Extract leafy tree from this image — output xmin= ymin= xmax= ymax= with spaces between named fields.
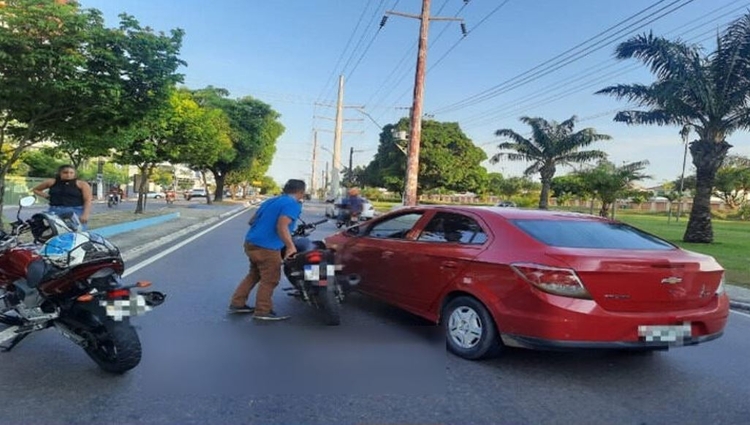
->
xmin=714 ymin=166 xmax=750 ymax=208
xmin=484 ymin=172 xmax=505 ymax=197
xmin=551 ymin=174 xmax=589 ymax=199
xmin=596 ymin=13 xmax=750 ymax=242
xmin=576 ymin=160 xmax=651 ymax=218
xmin=491 ymin=115 xmax=610 ymax=210
xmin=115 ymin=88 xmax=208 ymax=212
xmin=258 ymin=175 xmax=279 ymax=195
xmin=168 ymin=88 xmax=233 ymax=204
xmin=191 ymin=87 xmax=283 ymax=202
xmin=77 ymin=161 xmax=127 ymax=184
xmin=364 ymin=118 xmax=488 ymax=195
xmin=0 ymin=0 xmax=184 ymax=224
xmin=342 ymin=165 xmax=367 ymax=188
xmin=21 ymin=149 xmax=69 ymax=178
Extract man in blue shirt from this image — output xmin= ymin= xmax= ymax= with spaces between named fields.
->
xmin=229 ymin=179 xmax=306 ymax=320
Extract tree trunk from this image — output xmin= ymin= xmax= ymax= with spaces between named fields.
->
xmin=0 ymin=172 xmax=6 ymax=230
xmin=135 ymin=165 xmax=152 ymax=214
xmin=538 ymin=165 xmax=556 ymax=210
xmin=599 ymin=201 xmax=611 ymax=218
xmin=201 ymin=171 xmax=212 ymax=205
xmin=683 ymin=140 xmax=731 ymax=243
xmin=214 ymin=172 xmax=226 ymax=202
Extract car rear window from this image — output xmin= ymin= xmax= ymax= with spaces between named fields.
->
xmin=509 ymin=219 xmax=676 ymax=250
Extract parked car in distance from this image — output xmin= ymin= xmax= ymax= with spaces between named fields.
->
xmin=325 ymin=205 xmax=729 ymax=361
xmin=496 ymin=200 xmax=517 ymax=207
xmin=145 ymin=191 xmax=164 ymax=199
xmin=325 ymin=197 xmax=375 ymax=220
xmin=186 ymin=188 xmax=207 ymax=201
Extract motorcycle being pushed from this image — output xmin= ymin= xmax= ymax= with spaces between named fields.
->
xmin=281 ymin=218 xmax=351 ymax=326
xmin=0 ymin=196 xmax=166 ymax=374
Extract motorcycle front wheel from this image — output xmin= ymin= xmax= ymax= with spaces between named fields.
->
xmin=83 ymin=318 xmax=142 ymax=374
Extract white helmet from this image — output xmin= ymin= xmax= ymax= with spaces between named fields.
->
xmin=40 ymin=232 xmax=120 ymax=268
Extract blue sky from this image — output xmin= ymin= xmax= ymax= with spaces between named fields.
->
xmin=79 ymin=0 xmax=750 ymax=189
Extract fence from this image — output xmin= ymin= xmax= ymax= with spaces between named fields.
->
xmin=3 ymin=176 xmax=48 ymax=206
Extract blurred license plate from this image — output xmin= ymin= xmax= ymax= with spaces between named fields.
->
xmin=638 ymin=323 xmax=692 ymax=342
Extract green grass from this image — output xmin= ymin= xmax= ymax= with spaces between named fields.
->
xmin=613 ymin=213 xmax=750 ymax=288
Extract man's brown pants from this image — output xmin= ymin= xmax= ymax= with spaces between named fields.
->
xmin=230 ymin=242 xmax=282 ymax=315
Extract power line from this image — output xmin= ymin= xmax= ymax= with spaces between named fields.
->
xmin=315 ymin=0 xmax=375 ymax=103
xmin=363 ymin=0 xmax=455 ymax=110
xmin=430 ymin=0 xmax=690 ymax=115
xmin=386 ymin=0 xmax=511 ymax=108
xmin=339 ymin=0 xmax=388 ymax=81
xmin=459 ymin=1 xmax=748 ymax=129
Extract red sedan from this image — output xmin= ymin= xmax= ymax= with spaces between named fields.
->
xmin=324 ymin=205 xmax=729 ymax=360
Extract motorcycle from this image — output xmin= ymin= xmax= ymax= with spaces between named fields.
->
xmin=281 ymin=218 xmax=349 ymax=326
xmin=335 ymin=205 xmax=359 ymax=229
xmin=107 ymin=193 xmax=119 ymax=208
xmin=165 ymin=190 xmax=176 ymax=205
xmin=0 ymin=196 xmax=166 ymax=374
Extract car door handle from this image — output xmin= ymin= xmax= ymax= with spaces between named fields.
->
xmin=441 ymin=261 xmax=457 ymax=269
xmin=382 ymin=251 xmax=394 ymax=259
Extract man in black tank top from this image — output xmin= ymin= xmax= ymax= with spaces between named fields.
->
xmin=32 ymin=165 xmax=93 ymax=230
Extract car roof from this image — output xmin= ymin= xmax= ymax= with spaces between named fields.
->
xmin=392 ymin=205 xmax=608 ymax=222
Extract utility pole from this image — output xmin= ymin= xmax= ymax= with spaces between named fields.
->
xmin=311 ymin=131 xmax=318 ymax=197
xmin=331 ymin=75 xmax=345 ymax=201
xmin=385 ymin=1 xmax=465 ymax=206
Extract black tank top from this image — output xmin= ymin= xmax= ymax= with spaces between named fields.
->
xmin=48 ymin=178 xmax=84 ymax=207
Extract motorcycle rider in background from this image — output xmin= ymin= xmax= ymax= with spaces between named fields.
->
xmin=338 ymin=187 xmax=364 ymax=226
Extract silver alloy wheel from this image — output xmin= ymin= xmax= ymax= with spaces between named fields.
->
xmin=448 ymin=306 xmax=483 ymax=349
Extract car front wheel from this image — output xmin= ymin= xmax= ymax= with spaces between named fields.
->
xmin=442 ymin=296 xmax=502 ymax=360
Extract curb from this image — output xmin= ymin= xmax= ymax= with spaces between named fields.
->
xmin=120 ymin=203 xmax=253 ymax=263
xmin=730 ymin=301 xmax=750 ymax=313
xmin=92 ymin=212 xmax=181 ymax=238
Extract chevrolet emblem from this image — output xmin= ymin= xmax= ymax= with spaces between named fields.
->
xmin=661 ymin=276 xmax=683 ymax=285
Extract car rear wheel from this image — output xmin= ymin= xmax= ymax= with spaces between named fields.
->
xmin=442 ymin=296 xmax=502 ymax=360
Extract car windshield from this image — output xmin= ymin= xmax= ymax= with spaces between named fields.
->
xmin=510 ymin=219 xmax=676 ymax=250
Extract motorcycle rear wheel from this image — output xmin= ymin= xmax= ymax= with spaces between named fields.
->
xmin=318 ymin=286 xmax=341 ymax=326
xmin=83 ymin=318 xmax=142 ymax=374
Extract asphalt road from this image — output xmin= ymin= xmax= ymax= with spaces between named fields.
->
xmin=1 ymin=203 xmax=749 ymax=425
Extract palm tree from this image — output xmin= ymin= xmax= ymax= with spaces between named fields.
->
xmin=490 ymin=115 xmax=611 ymax=209
xmin=596 ymin=13 xmax=750 ymax=243
xmin=577 ymin=160 xmax=651 ymax=219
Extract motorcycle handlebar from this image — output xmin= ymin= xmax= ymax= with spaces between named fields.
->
xmin=311 ymin=219 xmax=328 ymax=226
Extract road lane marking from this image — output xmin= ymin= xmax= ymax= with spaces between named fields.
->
xmin=730 ymin=310 xmax=750 ymax=320
xmin=122 ymin=207 xmax=248 ymax=278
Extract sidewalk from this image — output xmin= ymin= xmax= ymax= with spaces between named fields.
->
xmin=94 ymin=200 xmax=750 ymax=313
xmin=100 ymin=201 xmax=253 ymax=263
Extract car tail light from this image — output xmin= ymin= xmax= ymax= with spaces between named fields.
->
xmin=510 ymin=263 xmax=592 ymax=299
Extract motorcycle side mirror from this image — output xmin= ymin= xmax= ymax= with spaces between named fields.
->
xmin=19 ymin=196 xmax=36 ymax=208
xmin=17 ymin=196 xmax=36 ymax=221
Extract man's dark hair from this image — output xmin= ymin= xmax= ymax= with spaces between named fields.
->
xmin=283 ymin=179 xmax=306 ymax=194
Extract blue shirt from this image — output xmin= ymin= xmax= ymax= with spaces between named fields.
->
xmin=245 ymin=195 xmax=302 ymax=250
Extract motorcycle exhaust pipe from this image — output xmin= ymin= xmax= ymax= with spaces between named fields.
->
xmin=346 ymin=275 xmax=361 ymax=287
xmin=138 ymin=291 xmax=167 ymax=307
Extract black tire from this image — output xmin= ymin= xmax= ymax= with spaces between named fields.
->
xmin=83 ymin=318 xmax=142 ymax=374
xmin=442 ymin=296 xmax=502 ymax=360
xmin=318 ymin=286 xmax=341 ymax=326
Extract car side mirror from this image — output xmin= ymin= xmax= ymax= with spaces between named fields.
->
xmin=346 ymin=225 xmax=362 ymax=236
